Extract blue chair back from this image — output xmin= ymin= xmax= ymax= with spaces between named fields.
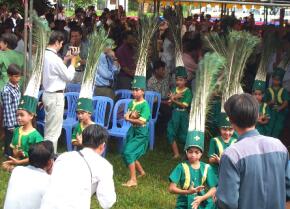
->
xmin=92 ymin=96 xmax=114 ymax=129
xmin=66 ymin=83 xmax=81 ymax=92
xmin=145 ymin=91 xmax=161 ymax=122
xmin=36 ymin=90 xmax=45 ymax=122
xmin=111 ymin=99 xmax=131 ymax=129
xmin=115 ymin=89 xmax=132 ymax=99
xmin=64 ymin=92 xmax=79 ymax=120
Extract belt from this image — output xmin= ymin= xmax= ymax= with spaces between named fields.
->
xmin=49 ymin=90 xmax=64 ymax=93
xmin=132 ymin=124 xmax=147 ymax=127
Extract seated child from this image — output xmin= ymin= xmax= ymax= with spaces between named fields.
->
xmin=208 ymin=112 xmax=236 ymax=177
xmin=72 ymin=98 xmax=95 ymax=148
xmin=264 ymin=68 xmax=289 ymax=138
xmin=252 ymin=80 xmax=271 ymax=136
xmin=167 ymin=67 xmax=192 ymax=158
xmin=2 ymin=95 xmax=43 ymax=172
xmin=169 ymin=135 xmax=217 ymax=209
xmin=122 ymin=77 xmax=151 ymax=187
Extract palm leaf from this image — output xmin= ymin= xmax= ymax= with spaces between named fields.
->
xmin=188 ymin=52 xmax=225 ymax=132
xmin=24 ymin=11 xmax=51 ymax=98
xmin=135 ymin=14 xmax=159 ymax=77
xmin=79 ymin=27 xmax=114 ymax=98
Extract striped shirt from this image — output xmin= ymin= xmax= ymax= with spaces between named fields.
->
xmin=1 ymin=82 xmax=20 ymax=128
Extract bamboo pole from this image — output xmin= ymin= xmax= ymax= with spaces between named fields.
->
xmin=23 ymin=0 xmax=28 ymax=93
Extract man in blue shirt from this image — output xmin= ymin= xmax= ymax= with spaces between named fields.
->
xmin=216 ymin=93 xmax=290 ymax=209
xmin=94 ymin=48 xmax=120 ymax=100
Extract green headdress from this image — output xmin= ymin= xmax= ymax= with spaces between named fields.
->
xmin=185 ymin=53 xmax=225 ymax=152
xmin=175 ymin=66 xmax=187 ymax=78
xmin=218 ymin=112 xmax=231 ymax=128
xmin=272 ymin=67 xmax=285 ymax=82
xmin=132 ymin=14 xmax=159 ymax=90
xmin=18 ymin=11 xmax=51 ymax=114
xmin=253 ymin=32 xmax=277 ymax=92
xmin=78 ymin=28 xmax=114 ymax=113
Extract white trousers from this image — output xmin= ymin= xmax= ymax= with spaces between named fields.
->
xmin=42 ymin=92 xmax=64 ymax=153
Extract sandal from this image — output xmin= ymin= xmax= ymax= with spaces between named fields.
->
xmin=122 ymin=180 xmax=137 ymax=187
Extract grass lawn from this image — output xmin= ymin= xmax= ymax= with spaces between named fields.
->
xmin=0 ymin=130 xmax=181 ymax=209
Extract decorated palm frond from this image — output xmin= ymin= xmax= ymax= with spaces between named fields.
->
xmin=79 ymin=28 xmax=114 ymax=98
xmin=167 ymin=3 xmax=184 ymax=67
xmin=256 ymin=32 xmax=278 ymax=82
xmin=135 ymin=14 xmax=159 ymax=76
xmin=205 ymin=31 xmax=260 ymax=111
xmin=24 ymin=11 xmax=51 ymax=98
xmin=188 ymin=52 xmax=225 ymax=132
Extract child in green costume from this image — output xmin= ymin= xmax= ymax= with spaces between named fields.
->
xmin=167 ymin=66 xmax=193 ymax=158
xmin=252 ymin=80 xmax=271 ymax=136
xmin=169 ymin=135 xmax=217 ymax=209
xmin=72 ymin=98 xmax=95 ymax=148
xmin=208 ymin=112 xmax=236 ymax=177
xmin=2 ymin=96 xmax=43 ymax=172
xmin=264 ymin=68 xmax=289 ymax=138
xmin=122 ymin=76 xmax=151 ymax=187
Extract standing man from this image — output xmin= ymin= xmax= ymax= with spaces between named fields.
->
xmin=42 ymin=31 xmax=77 ymax=153
xmin=216 ymin=93 xmax=290 ymax=209
xmin=40 ymin=124 xmax=116 ymax=209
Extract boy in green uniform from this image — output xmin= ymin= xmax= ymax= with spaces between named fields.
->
xmin=252 ymin=80 xmax=271 ymax=136
xmin=122 ymin=75 xmax=151 ymax=187
xmin=264 ymin=68 xmax=289 ymax=138
xmin=208 ymin=112 xmax=236 ymax=177
xmin=167 ymin=66 xmax=193 ymax=158
xmin=169 ymin=131 xmax=217 ymax=209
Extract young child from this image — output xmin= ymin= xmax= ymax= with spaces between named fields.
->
xmin=169 ymin=135 xmax=217 ymax=209
xmin=2 ymin=95 xmax=43 ymax=172
xmin=167 ymin=67 xmax=192 ymax=158
xmin=208 ymin=112 xmax=237 ymax=177
xmin=122 ymin=76 xmax=151 ymax=187
xmin=1 ymin=64 xmax=21 ymax=157
xmin=252 ymin=80 xmax=271 ymax=136
xmin=264 ymin=68 xmax=289 ymax=138
xmin=72 ymin=98 xmax=95 ymax=148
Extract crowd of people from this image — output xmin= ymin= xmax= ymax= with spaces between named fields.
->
xmin=0 ymin=3 xmax=290 ymax=209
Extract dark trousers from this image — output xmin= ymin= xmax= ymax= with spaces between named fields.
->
xmin=4 ymin=127 xmax=13 ymax=157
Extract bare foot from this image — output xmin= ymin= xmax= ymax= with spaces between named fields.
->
xmin=173 ymin=154 xmax=180 ymax=159
xmin=137 ymin=172 xmax=146 ymax=178
xmin=122 ymin=179 xmax=137 ymax=187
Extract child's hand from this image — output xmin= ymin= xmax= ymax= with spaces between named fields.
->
xmin=174 ymin=92 xmax=183 ymax=100
xmin=130 ymin=111 xmax=140 ymax=119
xmin=2 ymin=161 xmax=15 ymax=172
xmin=191 ymin=196 xmax=204 ymax=209
xmin=124 ymin=112 xmax=131 ymax=121
xmin=187 ymin=182 xmax=205 ymax=194
xmin=212 ymin=154 xmax=220 ymax=163
xmin=76 ymin=133 xmax=82 ymax=145
xmin=14 ymin=149 xmax=25 ymax=159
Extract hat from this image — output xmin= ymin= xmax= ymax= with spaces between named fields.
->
xmin=18 ymin=95 xmax=38 ymax=115
xmin=218 ymin=112 xmax=231 ymax=128
xmin=176 ymin=66 xmax=187 ymax=78
xmin=272 ymin=67 xmax=285 ymax=81
xmin=132 ymin=75 xmax=146 ymax=90
xmin=185 ymin=130 xmax=204 ymax=152
xmin=252 ymin=80 xmax=266 ymax=92
xmin=77 ymin=97 xmax=93 ymax=113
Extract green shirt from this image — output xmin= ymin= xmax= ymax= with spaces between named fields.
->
xmin=128 ymin=99 xmax=151 ymax=123
xmin=259 ymin=102 xmax=270 ymax=118
xmin=72 ymin=122 xmax=95 ymax=142
xmin=264 ymin=87 xmax=290 ymax=105
xmin=10 ymin=127 xmax=43 ymax=158
xmin=0 ymin=50 xmax=24 ymax=91
xmin=169 ymin=161 xmax=217 ymax=209
xmin=171 ymin=87 xmax=193 ymax=109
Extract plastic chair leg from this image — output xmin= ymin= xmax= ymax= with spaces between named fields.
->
xmin=149 ymin=121 xmax=155 ymax=150
xmin=117 ymin=136 xmax=125 ymax=153
xmin=64 ymin=127 xmax=73 ymax=151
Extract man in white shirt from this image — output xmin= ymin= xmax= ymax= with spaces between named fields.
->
xmin=40 ymin=124 xmax=116 ymax=209
xmin=4 ymin=141 xmax=54 ymax=209
xmin=42 ymin=31 xmax=77 ymax=153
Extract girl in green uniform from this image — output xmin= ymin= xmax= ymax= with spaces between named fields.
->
xmin=252 ymin=80 xmax=271 ymax=136
xmin=2 ymin=96 xmax=43 ymax=172
xmin=167 ymin=67 xmax=193 ymax=158
xmin=264 ymin=68 xmax=289 ymax=138
xmin=169 ymin=141 xmax=217 ymax=209
xmin=208 ymin=112 xmax=236 ymax=177
xmin=122 ymin=77 xmax=151 ymax=187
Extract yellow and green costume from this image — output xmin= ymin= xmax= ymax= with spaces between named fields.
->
xmin=256 ymin=102 xmax=271 ymax=136
xmin=122 ymin=99 xmax=151 ymax=165
xmin=10 ymin=127 xmax=43 ymax=158
xmin=169 ymin=161 xmax=217 ymax=209
xmin=72 ymin=122 xmax=95 ymax=143
xmin=208 ymin=136 xmax=236 ymax=176
xmin=167 ymin=86 xmax=193 ymax=144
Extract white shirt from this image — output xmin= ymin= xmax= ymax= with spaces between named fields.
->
xmin=40 ymin=148 xmax=116 ymax=209
xmin=42 ymin=48 xmax=75 ymax=92
xmin=4 ymin=165 xmax=50 ymax=209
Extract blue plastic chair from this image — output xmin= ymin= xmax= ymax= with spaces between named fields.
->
xmin=108 ymin=99 xmax=132 ymax=152
xmin=36 ymin=90 xmax=45 ymax=134
xmin=115 ymin=89 xmax=132 ymax=99
xmin=145 ymin=91 xmax=161 ymax=150
xmin=92 ymin=96 xmax=114 ymax=129
xmin=65 ymin=83 xmax=81 ymax=92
